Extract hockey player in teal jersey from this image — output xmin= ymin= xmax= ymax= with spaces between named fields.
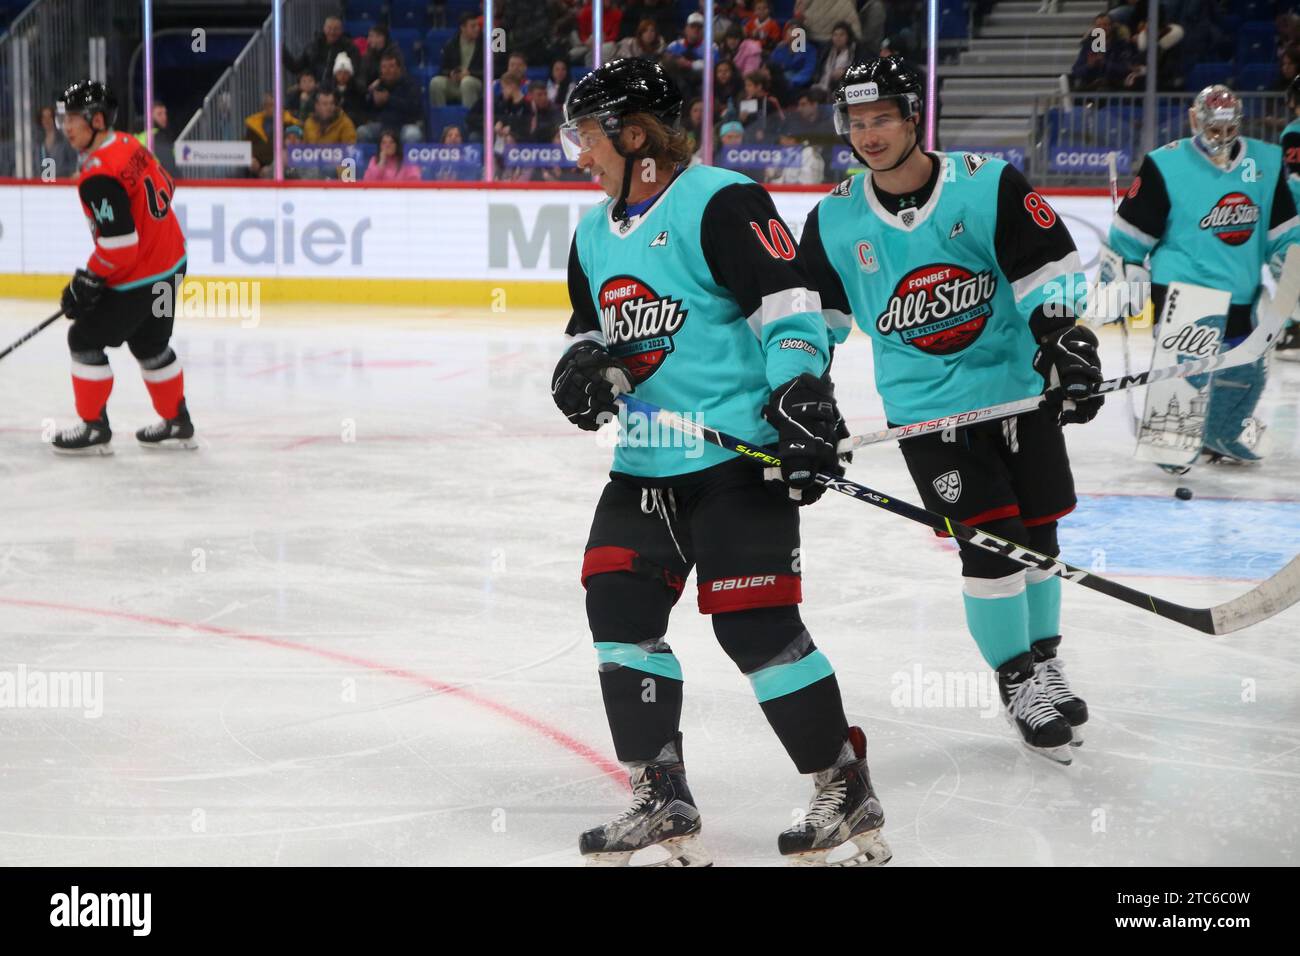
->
xmin=1106 ymin=84 xmax=1300 ymax=457
xmin=551 ymin=58 xmax=889 ymax=867
xmin=1278 ymin=76 xmax=1300 ymax=358
xmin=799 ymin=58 xmax=1101 ymax=764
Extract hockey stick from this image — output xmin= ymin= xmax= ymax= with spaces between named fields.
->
xmin=839 ymin=302 xmax=1283 ymax=451
xmin=0 ymin=309 xmax=64 ymax=362
xmin=1107 ymin=151 xmax=1140 ymax=437
xmin=620 ymin=394 xmax=1300 ymax=635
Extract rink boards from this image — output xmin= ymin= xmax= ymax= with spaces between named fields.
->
xmin=0 ymin=181 xmax=1113 ymax=306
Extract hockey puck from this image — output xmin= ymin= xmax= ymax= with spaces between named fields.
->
xmin=1175 ymin=487 xmax=1193 ymax=500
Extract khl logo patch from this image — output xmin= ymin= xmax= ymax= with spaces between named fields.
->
xmin=933 ymin=470 xmax=961 ymax=503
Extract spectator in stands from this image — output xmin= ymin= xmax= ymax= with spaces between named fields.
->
xmin=506 ymin=0 xmax=559 ymax=65
xmin=1279 ymin=45 xmax=1300 ymax=93
xmin=283 ymin=124 xmax=305 ymax=180
xmin=740 ymin=69 xmax=784 ymax=141
xmin=704 ymin=0 xmax=750 ymax=39
xmin=623 ymin=0 xmax=678 ymax=42
xmin=714 ymin=59 xmax=743 ymax=124
xmin=769 ymin=20 xmax=818 ymax=103
xmin=882 ymin=0 xmax=924 ymax=57
xmin=431 ymin=13 xmax=486 ymax=109
xmin=1105 ymin=0 xmax=1138 ymax=29
xmin=682 ymin=96 xmax=705 ymax=153
xmin=571 ymin=0 xmax=623 ymax=65
xmin=665 ymin=13 xmax=709 ymax=96
xmin=1105 ymin=23 xmax=1141 ymax=91
xmin=795 ymin=0 xmax=861 ymax=44
xmin=289 ymin=71 xmax=319 ymax=125
xmin=358 ymin=24 xmax=396 ymax=89
xmin=518 ymin=83 xmax=561 ymax=142
xmin=1068 ymin=15 xmax=1111 ymax=92
xmin=548 ymin=59 xmax=574 ymax=107
xmin=788 ymin=89 xmax=829 ymax=140
xmin=135 ymin=101 xmax=177 ymax=178
xmin=244 ymin=93 xmax=294 ymax=179
xmin=36 ymin=106 xmax=79 ymax=178
xmin=498 ymin=52 xmax=531 ymax=97
xmin=720 ymin=25 xmax=764 ymax=78
xmin=1133 ymin=11 xmax=1185 ymax=91
xmin=363 ymin=129 xmax=423 ymax=182
xmin=615 ymin=18 xmax=668 ymax=61
xmin=284 ymin=15 xmax=353 ymax=86
xmin=745 ymin=1 xmax=783 ymax=51
xmin=719 ymin=120 xmax=746 ymax=159
xmin=432 ymin=124 xmax=470 ymax=181
xmin=331 ymin=54 xmax=368 ymax=125
xmin=859 ymin=0 xmax=886 ymax=58
xmin=305 ymin=88 xmax=357 ymax=144
xmin=810 ymin=21 xmax=858 ymax=95
xmin=494 ymin=75 xmax=530 ymax=148
xmin=359 ymin=53 xmax=424 ymax=145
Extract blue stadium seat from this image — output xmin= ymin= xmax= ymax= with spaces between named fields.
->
xmin=391 ymin=28 xmax=423 ymax=67
xmin=390 ymin=0 xmax=430 ymax=29
xmin=525 ymin=66 xmax=549 ymax=81
xmin=1184 ymin=62 xmax=1233 ymax=91
xmin=1236 ymin=0 xmax=1276 ymax=19
xmin=1236 ymin=63 xmax=1276 ymax=92
xmin=345 ymin=19 xmax=374 ymax=41
xmin=427 ymin=104 xmax=470 ymax=138
xmin=346 ymin=0 xmax=386 ymax=21
xmin=426 ymin=27 xmax=456 ymax=56
xmin=1236 ymin=22 xmax=1277 ymax=65
xmin=938 ymin=0 xmax=969 ymax=40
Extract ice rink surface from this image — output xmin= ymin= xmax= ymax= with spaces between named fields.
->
xmin=1 ymin=298 xmax=1297 ymax=866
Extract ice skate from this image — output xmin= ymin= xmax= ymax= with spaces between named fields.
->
xmin=778 ymin=726 xmax=891 ymax=867
xmin=1032 ymin=636 xmax=1088 ymax=745
xmin=998 ymin=652 xmax=1074 ymax=764
xmin=578 ymin=736 xmax=710 ymax=867
xmin=52 ymin=416 xmax=113 ymax=456
xmin=136 ymin=399 xmax=197 ymax=450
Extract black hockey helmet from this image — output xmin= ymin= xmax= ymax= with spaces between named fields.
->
xmin=57 ymin=80 xmax=118 ymax=131
xmin=560 ymin=57 xmax=683 ymax=161
xmin=832 ymin=56 xmax=923 ymax=135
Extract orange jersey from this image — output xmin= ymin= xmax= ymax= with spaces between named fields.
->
xmin=76 ymin=131 xmax=187 ymax=289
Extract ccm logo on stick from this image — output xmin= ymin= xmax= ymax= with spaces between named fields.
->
xmin=711 ymin=575 xmax=777 ymax=592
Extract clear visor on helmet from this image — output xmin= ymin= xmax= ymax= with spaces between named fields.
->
xmin=558 ymin=110 xmax=619 ymax=161
xmin=833 ymin=86 xmax=913 ymax=136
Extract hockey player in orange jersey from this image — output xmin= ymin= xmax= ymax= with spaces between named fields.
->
xmin=53 ymin=80 xmax=195 ymax=455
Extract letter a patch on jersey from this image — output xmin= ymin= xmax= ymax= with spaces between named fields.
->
xmin=649 ymin=230 xmax=669 ymax=247
xmin=933 ymin=470 xmax=962 ymax=503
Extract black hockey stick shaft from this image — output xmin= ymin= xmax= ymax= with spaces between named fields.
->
xmin=621 ymin=395 xmax=1296 ymax=635
xmin=0 ymin=309 xmax=64 ymax=362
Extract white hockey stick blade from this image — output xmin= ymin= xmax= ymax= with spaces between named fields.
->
xmin=1211 ymin=554 xmax=1300 ymax=634
xmin=1259 ymin=245 xmax=1300 ymax=328
xmin=842 ymin=306 xmax=1283 ymax=452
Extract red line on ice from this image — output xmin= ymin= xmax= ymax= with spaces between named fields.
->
xmin=0 ymin=597 xmax=624 ymax=785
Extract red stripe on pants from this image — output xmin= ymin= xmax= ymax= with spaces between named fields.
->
xmin=698 ymin=574 xmax=801 ymax=614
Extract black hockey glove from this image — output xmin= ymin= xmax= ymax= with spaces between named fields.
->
xmin=551 ymin=342 xmax=633 ymax=432
xmin=1034 ymin=325 xmax=1104 ymax=425
xmin=761 ymin=372 xmax=844 ymax=506
xmin=61 ymin=269 xmax=105 ymax=322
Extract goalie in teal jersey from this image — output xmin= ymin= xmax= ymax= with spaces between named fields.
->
xmin=1106 ymin=84 xmax=1300 ymax=458
xmin=799 ymin=57 xmax=1101 ymax=764
xmin=551 ymin=58 xmax=889 ymax=867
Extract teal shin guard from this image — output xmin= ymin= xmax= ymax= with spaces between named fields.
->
xmin=962 ymin=575 xmax=1030 ymax=669
xmin=1026 ymin=573 xmax=1062 ymax=642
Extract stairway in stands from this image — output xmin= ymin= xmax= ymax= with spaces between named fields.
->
xmin=940 ymin=0 xmax=1096 ymax=149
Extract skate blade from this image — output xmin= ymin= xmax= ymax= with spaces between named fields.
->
xmin=583 ymin=834 xmax=712 ymax=868
xmin=52 ymin=442 xmax=114 ymax=457
xmin=138 ymin=437 xmax=199 ymax=450
xmin=785 ymin=829 xmax=892 ymax=868
xmin=1021 ymin=741 xmax=1073 ymax=765
xmin=1069 ymin=724 xmax=1085 ymax=747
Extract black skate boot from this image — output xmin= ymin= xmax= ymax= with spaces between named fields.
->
xmin=136 ymin=399 xmax=197 ymax=450
xmin=579 ymin=735 xmax=709 ymax=867
xmin=997 ymin=652 xmax=1074 ymax=764
xmin=778 ymin=726 xmax=890 ymax=867
xmin=52 ymin=415 xmax=113 ymax=456
xmin=1032 ymin=636 xmax=1088 ymax=746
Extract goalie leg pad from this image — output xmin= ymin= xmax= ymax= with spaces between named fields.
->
xmin=1203 ymin=355 xmax=1269 ymax=461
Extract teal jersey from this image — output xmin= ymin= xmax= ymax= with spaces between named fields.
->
xmin=564 ymin=164 xmax=829 ymax=480
xmin=1109 ymin=137 xmax=1300 ymax=305
xmin=1282 ymin=118 xmax=1300 ymax=211
xmin=800 ymin=152 xmax=1085 ymax=424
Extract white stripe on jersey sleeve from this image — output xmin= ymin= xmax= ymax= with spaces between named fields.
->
xmin=1268 ymin=215 xmax=1300 ymax=243
xmin=97 ymin=231 xmax=139 ymax=249
xmin=1112 ymin=214 xmax=1159 ymax=250
xmin=745 ymin=288 xmax=823 ymax=338
xmin=822 ymin=308 xmax=854 ymax=332
xmin=1011 ymin=251 xmax=1084 ymax=303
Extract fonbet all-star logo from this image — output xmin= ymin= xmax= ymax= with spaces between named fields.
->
xmin=599 ymin=275 xmax=687 ymax=384
xmin=1199 ymin=192 xmax=1259 ymax=246
xmin=875 ymin=263 xmax=997 ymax=355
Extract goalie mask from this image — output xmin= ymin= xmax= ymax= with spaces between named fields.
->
xmin=1190 ymin=84 xmax=1241 ymax=159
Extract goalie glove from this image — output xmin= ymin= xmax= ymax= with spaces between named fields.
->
xmin=1034 ymin=325 xmax=1104 ymax=425
xmin=1094 ymin=246 xmax=1149 ymax=325
xmin=551 ymin=342 xmax=633 ymax=432
xmin=761 ymin=372 xmax=845 ymax=506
